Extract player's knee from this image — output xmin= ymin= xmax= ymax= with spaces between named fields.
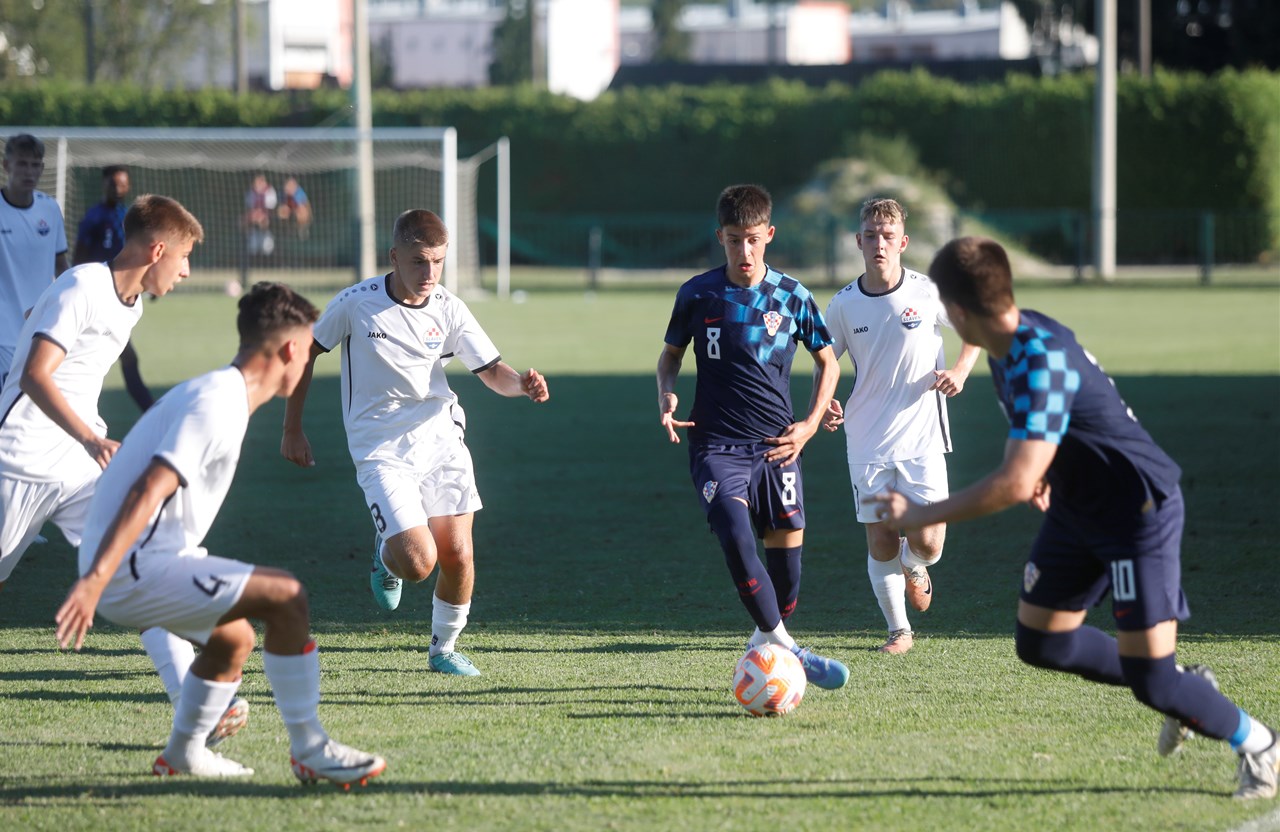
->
xmin=205 ymin=619 xmax=256 ymax=667
xmin=1120 ymin=655 xmax=1181 ymax=712
xmin=1015 ymin=621 xmax=1069 ymax=670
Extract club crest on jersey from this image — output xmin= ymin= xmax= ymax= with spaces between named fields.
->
xmin=424 ymin=326 xmax=443 ymax=350
xmin=702 ymin=481 xmax=719 ymax=502
xmin=900 ymin=307 xmax=922 ymax=330
xmin=762 ymin=311 xmax=783 ymax=337
xmin=35 ymin=219 xmax=51 ymax=237
xmin=1023 ymin=562 xmax=1041 ymax=593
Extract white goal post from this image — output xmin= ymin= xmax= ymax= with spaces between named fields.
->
xmin=13 ymin=126 xmax=505 ymax=295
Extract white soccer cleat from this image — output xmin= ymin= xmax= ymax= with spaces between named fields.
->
xmin=153 ymin=748 xmax=254 ymax=778
xmin=1235 ymin=732 xmax=1280 ymax=800
xmin=206 ymin=696 xmax=249 ymax=748
xmin=291 ymin=739 xmax=386 ymax=790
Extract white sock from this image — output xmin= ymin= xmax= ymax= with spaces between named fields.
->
xmin=164 ymin=674 xmax=239 ymax=766
xmin=140 ymin=627 xmax=196 ymax=705
xmin=430 ymin=594 xmax=470 ymax=655
xmin=900 ymin=538 xmax=941 ymax=570
xmin=1236 ymin=716 xmax=1276 ymax=755
xmin=869 ymin=553 xmax=910 ymax=632
xmin=749 ymin=622 xmax=796 ymax=649
xmin=263 ymin=646 xmax=328 ymax=757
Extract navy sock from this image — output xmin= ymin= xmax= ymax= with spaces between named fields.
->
xmin=765 ymin=546 xmax=802 ymax=621
xmin=1119 ymin=654 xmax=1240 ymax=741
xmin=1014 ymin=622 xmax=1126 ymax=685
xmin=709 ymin=500 xmax=780 ymax=632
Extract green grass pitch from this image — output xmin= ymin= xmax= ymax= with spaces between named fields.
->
xmin=1 ymin=279 xmax=1278 ymax=831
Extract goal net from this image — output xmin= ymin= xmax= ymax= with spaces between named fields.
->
xmin=21 ymin=127 xmax=479 ymax=294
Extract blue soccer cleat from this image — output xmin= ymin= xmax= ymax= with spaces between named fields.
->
xmin=428 ymin=650 xmax=481 ymax=676
xmin=790 ymin=645 xmax=850 ymax=690
xmin=370 ymin=533 xmax=402 ymax=611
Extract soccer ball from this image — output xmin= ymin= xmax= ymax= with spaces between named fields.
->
xmin=733 ymin=643 xmax=806 ymax=717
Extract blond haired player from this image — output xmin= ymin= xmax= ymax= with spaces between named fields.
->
xmin=56 ymin=283 xmax=385 ymax=787
xmin=282 ymin=209 xmax=548 ymax=676
xmin=0 ymin=195 xmax=246 ymax=744
xmin=822 ymin=198 xmax=980 ymax=654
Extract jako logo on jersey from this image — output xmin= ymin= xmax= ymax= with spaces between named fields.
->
xmin=900 ymin=307 xmax=922 ymax=330
xmin=702 ymin=481 xmax=719 ymax=502
xmin=368 ymin=331 xmax=388 ymax=339
xmin=35 ymin=219 xmax=51 ymax=237
xmin=424 ymin=326 xmax=443 ymax=350
xmin=851 ymin=326 xmax=869 ymax=335
xmin=762 ymin=311 xmax=783 ymax=337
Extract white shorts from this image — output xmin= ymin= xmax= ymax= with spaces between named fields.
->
xmin=849 ymin=455 xmax=950 ymax=524
xmin=356 ymin=443 xmax=483 ymax=539
xmin=97 ymin=547 xmax=254 ymax=645
xmin=0 ymin=471 xmax=95 ymax=581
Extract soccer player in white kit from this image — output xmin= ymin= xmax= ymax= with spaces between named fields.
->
xmin=0 ymin=194 xmax=245 ymax=743
xmin=822 ymin=198 xmax=980 ymax=654
xmin=1 ymin=134 xmax=69 ymax=387
xmin=282 ymin=209 xmax=549 ymax=677
xmin=56 ymin=282 xmax=386 ymax=786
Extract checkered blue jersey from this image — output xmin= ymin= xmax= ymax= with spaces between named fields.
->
xmin=664 ymin=265 xmax=832 ymax=445
xmin=989 ymin=309 xmax=1181 ymax=521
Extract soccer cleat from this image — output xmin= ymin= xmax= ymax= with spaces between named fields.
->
xmin=291 ymin=739 xmax=387 ymax=790
xmin=152 ymin=749 xmax=254 ymax=778
xmin=369 ymin=532 xmax=402 ymax=611
xmin=878 ymin=629 xmax=914 ymax=655
xmin=903 ymin=565 xmax=933 ymax=612
xmin=206 ymin=696 xmax=249 ymax=748
xmin=1158 ymin=664 xmax=1219 ymax=756
xmin=789 ymin=645 xmax=849 ymax=690
xmin=1234 ymin=732 xmax=1280 ymax=800
xmin=428 ymin=650 xmax=481 ymax=676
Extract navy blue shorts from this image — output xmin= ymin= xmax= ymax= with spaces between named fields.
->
xmin=688 ymin=442 xmax=805 ymax=538
xmin=1020 ymin=488 xmax=1190 ymax=632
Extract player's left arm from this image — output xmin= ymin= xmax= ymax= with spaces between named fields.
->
xmin=868 ymin=438 xmax=1058 ymax=530
xmin=119 ymin=340 xmax=154 ymax=412
xmin=55 ymin=458 xmax=182 ymax=650
xmin=930 ymin=342 xmax=982 ymax=397
xmin=477 ymin=361 xmax=549 ymax=402
xmin=54 ymin=251 xmax=69 ymax=278
xmin=763 ymin=344 xmax=840 ymax=465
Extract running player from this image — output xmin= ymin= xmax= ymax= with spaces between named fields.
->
xmin=281 ymin=209 xmax=549 ymax=677
xmin=1 ymin=134 xmax=68 ymax=387
xmin=0 ymin=194 xmax=245 ymax=745
xmin=821 ymin=198 xmax=980 ymax=654
xmin=867 ymin=236 xmax=1278 ymax=800
xmin=56 ymin=282 xmax=386 ymax=787
xmin=657 ymin=183 xmax=849 ymax=690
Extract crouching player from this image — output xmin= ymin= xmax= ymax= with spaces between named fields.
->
xmin=56 ymin=283 xmax=385 ymax=787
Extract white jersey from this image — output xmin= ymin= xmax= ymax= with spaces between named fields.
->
xmin=313 ymin=275 xmax=500 ymax=470
xmin=0 ymin=262 xmax=142 ymax=483
xmin=79 ymin=366 xmax=249 ymax=572
xmin=826 ymin=268 xmax=955 ymax=464
xmin=0 ymin=190 xmax=67 ymax=352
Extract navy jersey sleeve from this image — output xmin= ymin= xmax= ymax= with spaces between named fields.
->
xmin=1002 ymin=327 xmax=1080 ymax=444
xmin=663 ymin=289 xmax=692 ymax=348
xmin=794 ymin=292 xmax=833 ymax=353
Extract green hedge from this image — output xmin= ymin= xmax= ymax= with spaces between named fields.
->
xmin=4 ymin=69 xmax=1277 ymax=254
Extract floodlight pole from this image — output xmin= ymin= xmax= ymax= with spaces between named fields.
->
xmin=353 ymin=0 xmax=378 ymax=282
xmin=1093 ymin=0 xmax=1117 ymax=280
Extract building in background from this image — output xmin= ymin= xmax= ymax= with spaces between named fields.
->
xmin=848 ymin=0 xmax=1031 ymax=63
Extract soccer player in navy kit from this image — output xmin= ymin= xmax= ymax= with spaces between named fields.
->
xmin=657 ymin=184 xmax=848 ymax=690
xmin=868 ymin=237 xmax=1278 ymax=800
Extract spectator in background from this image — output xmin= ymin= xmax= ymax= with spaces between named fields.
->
xmin=277 ymin=177 xmax=311 ymax=241
xmin=243 ymin=174 xmax=277 ymax=258
xmin=74 ymin=165 xmax=153 ymax=411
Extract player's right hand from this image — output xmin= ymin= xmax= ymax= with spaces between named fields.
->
xmin=659 ymin=392 xmax=694 ymax=444
xmin=54 ymin=578 xmax=103 ymax=651
xmin=280 ymin=430 xmax=315 ymax=468
xmin=822 ymin=399 xmax=845 ymax=432
xmin=83 ymin=436 xmax=121 ymax=470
